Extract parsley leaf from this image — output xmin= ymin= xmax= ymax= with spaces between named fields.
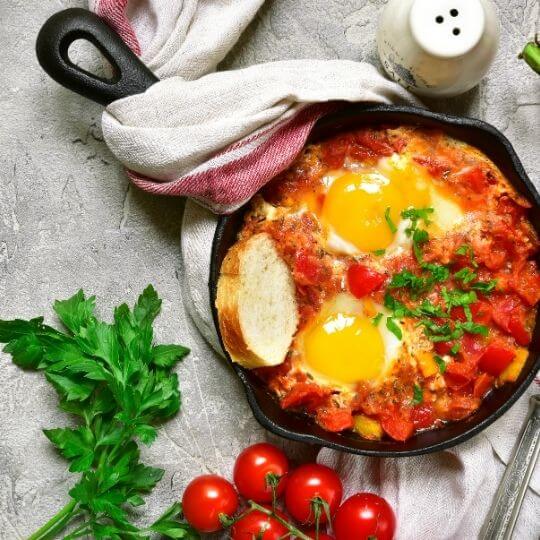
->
xmin=401 ymin=207 xmax=434 ymax=236
xmin=0 ymin=286 xmax=197 ymax=539
xmin=373 ymin=249 xmax=386 ymax=256
xmin=413 ymin=228 xmax=429 ymax=262
xmin=372 ymin=313 xmax=383 ymax=326
xmin=454 ymin=267 xmax=477 ymax=284
xmin=470 ymin=279 xmax=498 ymax=293
xmin=386 ymin=316 xmax=403 ymax=340
xmin=434 ymin=355 xmax=447 ymax=373
xmin=412 ymin=384 xmax=423 ymax=405
xmin=455 ymin=244 xmax=478 ymax=268
xmin=385 ymin=207 xmax=397 ymax=234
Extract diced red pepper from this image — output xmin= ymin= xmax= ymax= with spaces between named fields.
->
xmin=478 ymin=343 xmax=515 ymax=376
xmin=411 ymin=405 xmax=436 ymax=430
xmin=353 ymin=129 xmax=394 ymax=156
xmin=316 ymin=406 xmax=354 ymax=433
xmin=508 ymin=317 xmax=531 ymax=346
xmin=473 ymin=373 xmax=495 ymax=398
xmin=347 ymin=264 xmax=386 ymax=299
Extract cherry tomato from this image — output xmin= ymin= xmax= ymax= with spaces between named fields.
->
xmin=304 ymin=529 xmax=335 ymax=540
xmin=233 ymin=443 xmax=289 ymax=503
xmin=284 ymin=464 xmax=343 ymax=525
xmin=347 ymin=264 xmax=386 ymax=299
xmin=478 ymin=344 xmax=515 ymax=376
xmin=182 ymin=475 xmax=238 ymax=533
xmin=333 ymin=493 xmax=396 ymax=540
xmin=231 ymin=507 xmax=288 ymax=540
xmin=434 ymin=341 xmax=456 ymax=356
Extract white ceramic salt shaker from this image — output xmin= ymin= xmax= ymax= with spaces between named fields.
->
xmin=377 ymin=0 xmax=500 ymax=98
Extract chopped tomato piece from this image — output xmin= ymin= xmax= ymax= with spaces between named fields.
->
xmin=451 ymin=301 xmax=492 ymax=325
xmin=473 ymin=373 xmax=495 ymax=398
xmin=413 ymin=155 xmax=452 ymax=178
xmin=478 ymin=343 xmax=516 ymax=376
xmin=457 ymin=166 xmax=489 ymax=192
xmin=490 ymin=294 xmax=531 ymax=346
xmin=460 ymin=334 xmax=486 ymax=366
xmin=508 ymin=317 xmax=532 ymax=346
xmin=446 ymin=395 xmax=481 ymax=421
xmin=353 ymin=129 xmax=394 ymax=156
xmin=347 ymin=264 xmax=386 ymax=299
xmin=294 ymin=250 xmax=322 ymax=285
xmin=444 ymin=361 xmax=475 ymax=390
xmin=510 ymin=261 xmax=540 ymax=306
xmin=411 ymin=405 xmax=436 ymax=430
xmin=380 ymin=410 xmax=415 ymax=442
xmin=280 ymin=383 xmax=330 ymax=410
xmin=434 ymin=341 xmax=456 ymax=356
xmin=316 ymin=406 xmax=354 ymax=432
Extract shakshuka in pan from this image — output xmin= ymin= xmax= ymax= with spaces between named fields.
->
xmin=216 ymin=126 xmax=539 ymax=442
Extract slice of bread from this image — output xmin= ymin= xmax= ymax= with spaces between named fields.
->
xmin=216 ymin=232 xmax=299 ymax=369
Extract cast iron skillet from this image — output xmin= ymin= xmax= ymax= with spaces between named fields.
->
xmin=37 ymin=8 xmax=540 ymax=457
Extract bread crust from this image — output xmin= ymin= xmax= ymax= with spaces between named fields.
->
xmin=216 ymin=233 xmax=298 ymax=369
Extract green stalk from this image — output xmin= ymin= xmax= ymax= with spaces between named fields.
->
xmin=519 ymin=35 xmax=540 ymax=74
xmin=249 ymin=502 xmax=312 ymax=540
xmin=27 ymin=499 xmax=79 ymax=540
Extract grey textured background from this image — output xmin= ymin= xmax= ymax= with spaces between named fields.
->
xmin=0 ymin=0 xmax=538 ymax=538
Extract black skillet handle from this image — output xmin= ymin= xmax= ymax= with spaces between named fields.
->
xmin=36 ymin=8 xmax=158 ymax=106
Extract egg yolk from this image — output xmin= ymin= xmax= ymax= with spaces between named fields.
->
xmin=304 ymin=312 xmax=385 ymax=383
xmin=322 ymin=162 xmax=431 ymax=252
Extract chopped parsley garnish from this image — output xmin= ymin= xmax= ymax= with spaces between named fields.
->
xmin=372 ymin=313 xmax=383 ymax=326
xmin=389 ymin=270 xmax=425 ymax=291
xmin=373 ymin=249 xmax=386 ymax=256
xmin=454 ymin=267 xmax=477 ymax=284
xmin=412 ymin=228 xmax=429 ymax=262
xmin=401 ymin=207 xmax=434 ymax=236
xmin=412 ymin=384 xmax=423 ymax=405
xmin=434 ymin=355 xmax=447 ymax=373
xmin=386 ymin=316 xmax=403 ymax=340
xmin=450 ymin=342 xmax=461 ymax=355
xmin=455 ymin=244 xmax=478 ymax=268
xmin=421 ymin=262 xmax=450 ymax=283
xmin=470 ymin=279 xmax=498 ymax=293
xmin=385 ymin=207 xmax=397 ymax=234
xmin=441 ymin=288 xmax=477 ymax=311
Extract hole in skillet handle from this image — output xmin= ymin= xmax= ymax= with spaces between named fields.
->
xmin=35 ymin=7 xmax=158 ymax=106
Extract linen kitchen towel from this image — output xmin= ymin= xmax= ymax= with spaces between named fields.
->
xmin=90 ymin=0 xmax=416 ymax=213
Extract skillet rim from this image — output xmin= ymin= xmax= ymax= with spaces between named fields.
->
xmin=209 ymin=103 xmax=540 ymax=457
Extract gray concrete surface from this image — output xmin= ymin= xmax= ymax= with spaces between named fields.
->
xmin=0 ymin=0 xmax=538 ymax=538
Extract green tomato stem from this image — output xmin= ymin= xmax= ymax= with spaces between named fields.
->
xmin=27 ymin=499 xmax=79 ymax=540
xmin=249 ymin=501 xmax=312 ymax=540
xmin=520 ymin=36 xmax=540 ymax=74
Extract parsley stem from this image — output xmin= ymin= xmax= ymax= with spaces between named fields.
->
xmin=27 ymin=499 xmax=79 ymax=540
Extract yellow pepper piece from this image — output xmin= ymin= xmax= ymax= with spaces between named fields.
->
xmin=417 ymin=351 xmax=439 ymax=378
xmin=354 ymin=414 xmax=383 ymax=440
xmin=498 ymin=348 xmax=528 ymax=384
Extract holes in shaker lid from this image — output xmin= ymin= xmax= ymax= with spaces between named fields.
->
xmin=452 ymin=28 xmax=461 ymax=35
xmin=450 ymin=9 xmax=459 ymax=17
xmin=436 ymin=15 xmax=444 ymax=23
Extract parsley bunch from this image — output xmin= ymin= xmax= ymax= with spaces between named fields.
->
xmin=0 ymin=286 xmax=198 ymax=539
